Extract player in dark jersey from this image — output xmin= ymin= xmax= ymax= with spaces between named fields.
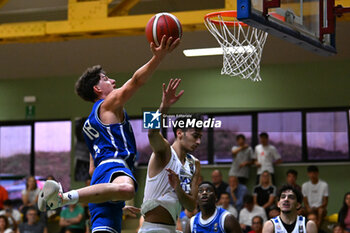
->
xmin=185 ymin=182 xmax=241 ymax=233
xmin=37 ymin=35 xmax=180 ymax=233
xmin=262 ymin=185 xmax=317 ymax=233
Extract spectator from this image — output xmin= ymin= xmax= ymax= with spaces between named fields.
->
xmin=307 ymin=212 xmax=317 ymax=223
xmin=0 ymin=215 xmax=13 ymax=233
xmin=307 ymin=212 xmax=326 ymax=233
xmin=302 ymin=165 xmax=328 ymax=227
xmin=248 ymin=216 xmax=263 ymax=233
xmin=253 ymin=132 xmax=282 ymax=184
xmin=333 ymin=224 xmax=345 ymax=233
xmin=18 ymin=207 xmax=47 ymax=233
xmin=21 ymin=176 xmax=40 ymax=208
xmin=226 ymin=176 xmax=248 ymax=212
xmin=338 ymin=192 xmax=350 ymax=232
xmin=46 ymin=175 xmax=56 ymax=181
xmin=283 ymin=169 xmax=301 ymax=192
xmin=211 ymin=169 xmax=228 ymax=201
xmin=267 ymin=206 xmax=280 ymax=219
xmin=239 ymin=194 xmax=267 ymax=233
xmin=0 ymin=200 xmax=21 ymax=230
xmin=0 ymin=185 xmax=8 ymax=210
xmin=229 ymin=134 xmax=254 ymax=184
xmin=59 ymin=204 xmax=85 ymax=233
xmin=21 ymin=176 xmax=40 ymax=222
xmin=176 ymin=209 xmax=197 ymax=232
xmin=218 ymin=192 xmax=238 ymax=218
xmin=253 ymin=170 xmax=276 ymax=213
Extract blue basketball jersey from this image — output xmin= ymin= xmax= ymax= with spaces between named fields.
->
xmin=83 ymin=99 xmax=137 ymax=171
xmin=191 ymin=207 xmax=230 ymax=233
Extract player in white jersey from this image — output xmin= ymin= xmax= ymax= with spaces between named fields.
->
xmin=262 ymin=185 xmax=317 ymax=233
xmin=138 ymin=79 xmax=202 ymax=233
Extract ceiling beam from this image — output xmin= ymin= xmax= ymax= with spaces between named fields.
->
xmin=0 ymin=0 xmax=230 ymax=44
xmin=0 ymin=0 xmax=348 ymax=44
xmin=336 ymin=0 xmax=350 ymax=21
xmin=0 ymin=0 xmax=8 ymax=9
xmin=108 ymin=0 xmax=140 ymax=16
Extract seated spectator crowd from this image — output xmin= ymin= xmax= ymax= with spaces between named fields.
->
xmin=0 ymin=133 xmax=348 ymax=233
xmin=0 ymin=175 xmax=90 ymax=233
xmin=209 ymin=164 xmax=333 ymax=233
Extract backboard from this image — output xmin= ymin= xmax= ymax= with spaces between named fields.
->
xmin=237 ymin=0 xmax=337 ymax=55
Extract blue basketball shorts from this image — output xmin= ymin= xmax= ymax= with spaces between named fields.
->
xmin=89 ymin=160 xmax=137 ymax=233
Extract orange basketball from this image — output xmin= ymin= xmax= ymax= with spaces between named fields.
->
xmin=145 ymin=13 xmax=182 ymax=46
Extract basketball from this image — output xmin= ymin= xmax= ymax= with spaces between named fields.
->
xmin=145 ymin=12 xmax=182 ymax=47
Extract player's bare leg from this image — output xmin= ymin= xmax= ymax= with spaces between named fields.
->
xmin=78 ymin=175 xmax=135 ymax=203
xmin=38 ymin=176 xmax=134 ymax=211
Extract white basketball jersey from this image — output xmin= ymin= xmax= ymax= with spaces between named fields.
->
xmin=141 ymin=146 xmax=196 ymax=223
xmin=272 ymin=216 xmax=306 ymax=233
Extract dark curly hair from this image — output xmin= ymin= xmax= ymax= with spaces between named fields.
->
xmin=75 ymin=65 xmax=104 ymax=102
xmin=277 ymin=184 xmax=303 ymax=204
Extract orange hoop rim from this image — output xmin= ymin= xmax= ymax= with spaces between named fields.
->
xmin=204 ymin=10 xmax=248 ymax=27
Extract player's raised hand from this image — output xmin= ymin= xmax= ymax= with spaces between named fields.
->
xmin=150 ymin=36 xmax=180 ymax=59
xmin=166 ymin=168 xmax=180 ymax=190
xmin=160 ymin=78 xmax=184 ymax=111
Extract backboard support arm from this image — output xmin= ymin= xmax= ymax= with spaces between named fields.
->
xmin=334 ymin=4 xmax=350 ymax=17
xmin=262 ymin=0 xmax=280 ymax=16
xmin=320 ymin=0 xmax=350 ymax=43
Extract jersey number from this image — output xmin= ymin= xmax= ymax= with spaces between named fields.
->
xmin=83 ymin=119 xmax=99 ymax=140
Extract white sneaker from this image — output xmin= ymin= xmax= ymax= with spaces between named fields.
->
xmin=38 ymin=180 xmax=63 ymax=211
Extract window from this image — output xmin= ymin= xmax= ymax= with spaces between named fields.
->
xmin=0 ymin=125 xmax=31 ymax=176
xmin=34 ymin=121 xmax=72 ymax=191
xmin=258 ymin=112 xmax=302 ymax=162
xmin=213 ymin=115 xmax=252 ymax=163
xmin=306 ymin=111 xmax=349 ymax=160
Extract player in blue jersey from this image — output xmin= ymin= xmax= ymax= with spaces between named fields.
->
xmin=37 ymin=35 xmax=180 ymax=233
xmin=262 ymin=185 xmax=317 ymax=233
xmin=185 ymin=182 xmax=241 ymax=233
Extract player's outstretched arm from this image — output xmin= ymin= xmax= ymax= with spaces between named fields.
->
xmin=148 ymin=79 xmax=184 ymax=166
xmin=224 ymin=214 xmax=242 ymax=233
xmin=262 ymin=220 xmax=274 ymax=233
xmin=167 ymin=159 xmax=201 ymax=212
xmin=103 ymin=36 xmax=180 ymax=111
xmin=306 ymin=220 xmax=317 ymax=233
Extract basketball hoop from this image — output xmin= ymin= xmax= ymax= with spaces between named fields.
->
xmin=204 ymin=11 xmax=268 ymax=81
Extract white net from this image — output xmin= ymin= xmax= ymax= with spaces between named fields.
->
xmin=204 ymin=12 xmax=268 ymax=81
